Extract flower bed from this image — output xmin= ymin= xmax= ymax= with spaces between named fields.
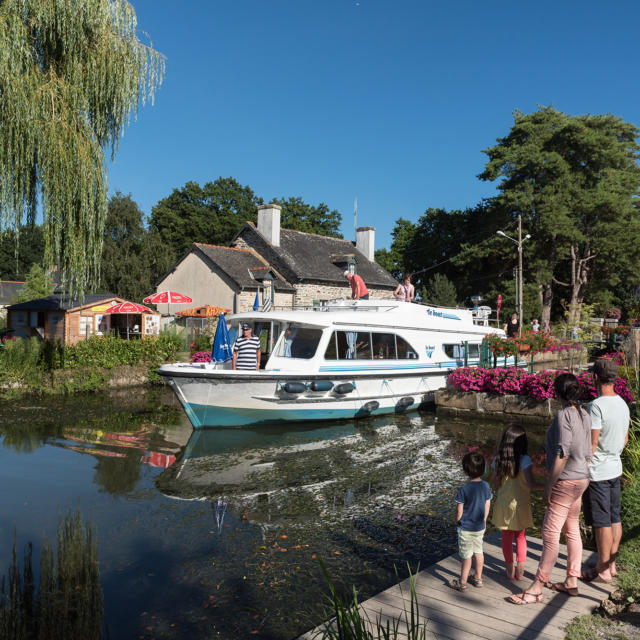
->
xmin=448 ymin=366 xmax=634 ymax=404
xmin=483 ymin=332 xmax=580 ymax=358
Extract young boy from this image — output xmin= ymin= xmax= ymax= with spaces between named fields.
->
xmin=450 ymin=451 xmax=492 ymax=591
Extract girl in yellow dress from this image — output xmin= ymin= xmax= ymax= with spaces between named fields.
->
xmin=491 ymin=424 xmax=544 ymax=580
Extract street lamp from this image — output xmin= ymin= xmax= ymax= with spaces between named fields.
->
xmin=497 ymin=214 xmax=531 ymax=336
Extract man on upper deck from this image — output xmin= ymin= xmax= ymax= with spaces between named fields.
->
xmin=344 ymin=271 xmax=369 ymax=300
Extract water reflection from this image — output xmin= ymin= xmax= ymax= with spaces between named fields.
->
xmin=0 ymin=390 xmax=550 ymax=640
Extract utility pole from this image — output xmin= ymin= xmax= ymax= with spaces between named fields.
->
xmin=518 ymin=213 xmax=523 ymax=337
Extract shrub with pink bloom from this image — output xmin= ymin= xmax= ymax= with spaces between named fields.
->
xmin=447 ymin=366 xmax=634 ymax=405
xmin=190 ymin=351 xmax=212 ymax=363
xmin=601 ymin=351 xmax=625 ymax=365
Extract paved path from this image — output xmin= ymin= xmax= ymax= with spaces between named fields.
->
xmin=300 ymin=535 xmax=616 ymax=639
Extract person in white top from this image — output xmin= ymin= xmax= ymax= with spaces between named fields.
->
xmin=393 ymin=273 xmax=415 ymax=302
xmin=582 ymin=358 xmax=630 ymax=584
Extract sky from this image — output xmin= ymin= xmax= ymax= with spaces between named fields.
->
xmin=107 ymin=0 xmax=640 ymax=250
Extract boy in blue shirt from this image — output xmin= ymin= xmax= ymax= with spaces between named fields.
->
xmin=450 ymin=451 xmax=492 ymax=591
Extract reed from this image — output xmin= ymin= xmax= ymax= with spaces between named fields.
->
xmin=317 ymin=560 xmax=429 ymax=640
xmin=0 ymin=510 xmax=103 ymax=640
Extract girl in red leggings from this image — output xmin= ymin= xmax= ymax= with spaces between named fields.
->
xmin=491 ymin=424 xmax=544 ymax=580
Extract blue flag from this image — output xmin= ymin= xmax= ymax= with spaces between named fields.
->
xmin=253 ymin=289 xmax=260 ymax=311
xmin=211 ymin=314 xmax=233 ymax=363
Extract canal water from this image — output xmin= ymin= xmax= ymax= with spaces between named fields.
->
xmin=0 ymin=389 xmax=548 ymax=639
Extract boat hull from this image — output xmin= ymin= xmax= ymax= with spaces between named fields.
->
xmin=160 ymin=369 xmax=445 ymax=428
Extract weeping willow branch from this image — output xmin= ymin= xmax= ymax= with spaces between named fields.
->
xmin=0 ymin=0 xmax=165 ymax=300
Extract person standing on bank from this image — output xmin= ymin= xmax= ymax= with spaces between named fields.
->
xmin=504 ymin=312 xmax=519 ymax=338
xmin=394 ymin=273 xmax=415 ymax=302
xmin=232 ymin=323 xmax=261 ymax=370
xmin=582 ymin=358 xmax=630 ymax=583
xmin=344 ymin=271 xmax=369 ymax=300
xmin=510 ymin=373 xmax=592 ymax=604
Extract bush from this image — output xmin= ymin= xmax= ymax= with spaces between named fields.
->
xmin=447 ymin=366 xmax=634 ymax=404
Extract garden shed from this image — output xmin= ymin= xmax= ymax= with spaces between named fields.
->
xmin=7 ymin=294 xmax=161 ymax=344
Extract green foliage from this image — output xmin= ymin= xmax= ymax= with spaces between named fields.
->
xmin=0 ymin=510 xmax=103 ymax=640
xmin=99 ymin=193 xmax=174 ymax=300
xmin=11 ymin=264 xmax=53 ymax=303
xmin=480 ymin=106 xmax=640 ymax=323
xmin=318 ymin=560 xmax=429 ymax=640
xmin=0 ymin=226 xmax=45 ymax=281
xmin=271 ymin=197 xmax=342 ymax=238
xmin=0 ymin=334 xmax=181 ymax=394
xmin=150 ymin=178 xmax=263 ymax=259
xmin=0 ymin=0 xmax=164 ymax=301
xmin=421 ymin=273 xmax=457 ymax=307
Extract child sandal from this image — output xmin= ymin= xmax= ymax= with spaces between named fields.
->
xmin=448 ymin=578 xmax=468 ymax=591
xmin=470 ymin=576 xmax=483 ymax=587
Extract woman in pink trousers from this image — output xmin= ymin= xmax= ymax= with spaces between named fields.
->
xmin=510 ymin=373 xmax=592 ymax=603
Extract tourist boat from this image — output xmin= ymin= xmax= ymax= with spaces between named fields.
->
xmin=158 ymin=299 xmax=507 ymax=428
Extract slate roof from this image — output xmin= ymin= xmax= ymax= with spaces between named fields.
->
xmin=234 ymin=223 xmax=397 ymax=288
xmin=192 ymin=244 xmax=294 ymax=291
xmin=7 ymin=293 xmax=120 ymax=312
xmin=0 ymin=281 xmax=26 ymax=306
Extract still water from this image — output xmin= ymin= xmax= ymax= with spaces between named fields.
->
xmin=0 ymin=389 xmax=547 ymax=639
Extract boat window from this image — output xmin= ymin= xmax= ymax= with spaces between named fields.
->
xmin=444 ymin=344 xmax=463 ymax=359
xmin=372 ymin=333 xmax=396 ymax=359
xmin=444 ymin=343 xmax=480 ymax=359
xmin=324 ymin=331 xmax=372 ymax=359
xmin=396 ymin=335 xmax=418 ymax=359
xmin=276 ymin=326 xmax=323 ymax=359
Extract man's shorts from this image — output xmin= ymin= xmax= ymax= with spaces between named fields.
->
xmin=582 ymin=477 xmax=621 ymax=527
xmin=458 ymin=528 xmax=485 ymax=559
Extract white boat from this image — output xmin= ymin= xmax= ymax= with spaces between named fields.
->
xmin=158 ymin=299 xmax=507 ymax=428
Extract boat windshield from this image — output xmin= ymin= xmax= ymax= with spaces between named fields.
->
xmin=275 ymin=325 xmax=324 ymax=359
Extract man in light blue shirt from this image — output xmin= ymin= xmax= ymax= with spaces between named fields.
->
xmin=583 ymin=358 xmax=629 ymax=583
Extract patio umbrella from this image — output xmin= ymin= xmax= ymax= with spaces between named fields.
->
xmin=104 ymin=302 xmax=152 ymax=339
xmin=211 ymin=313 xmax=233 ymax=363
xmin=143 ymin=290 xmax=193 ymax=317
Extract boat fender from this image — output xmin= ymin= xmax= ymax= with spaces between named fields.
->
xmin=309 ymin=380 xmax=333 ymax=392
xmin=333 ymin=382 xmax=354 ymax=395
xmin=281 ymin=381 xmax=307 ymax=394
xmin=362 ymin=400 xmax=380 ymax=412
xmin=396 ymin=396 xmax=415 ymax=410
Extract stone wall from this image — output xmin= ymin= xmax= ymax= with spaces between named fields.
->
xmin=293 ymin=283 xmax=394 ymax=306
xmin=435 ymin=388 xmax=561 ymax=425
xmin=236 ymin=290 xmax=295 ymax=313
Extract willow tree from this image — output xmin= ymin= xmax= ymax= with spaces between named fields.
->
xmin=0 ymin=0 xmax=164 ymax=299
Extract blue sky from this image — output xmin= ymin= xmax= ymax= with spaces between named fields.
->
xmin=108 ymin=0 xmax=640 ymax=250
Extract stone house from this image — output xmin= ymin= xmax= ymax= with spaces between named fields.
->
xmin=0 ymin=281 xmax=26 ymax=320
xmin=153 ymin=204 xmax=397 ymax=313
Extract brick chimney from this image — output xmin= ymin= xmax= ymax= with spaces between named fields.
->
xmin=356 ymin=226 xmax=375 ymax=261
xmin=257 ymin=204 xmax=282 ymax=247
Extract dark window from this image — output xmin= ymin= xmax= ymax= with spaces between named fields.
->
xmin=444 ymin=344 xmax=463 ymax=359
xmin=372 ymin=333 xmax=396 ymax=359
xmin=396 ymin=335 xmax=418 ymax=359
xmin=277 ymin=326 xmax=323 ymax=359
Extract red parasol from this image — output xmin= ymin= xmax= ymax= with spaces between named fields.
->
xmin=103 ymin=301 xmax=153 ymax=339
xmin=143 ymin=291 xmax=193 ymax=305
xmin=143 ymin=290 xmax=193 ymax=317
xmin=104 ymin=302 xmax=153 ymax=314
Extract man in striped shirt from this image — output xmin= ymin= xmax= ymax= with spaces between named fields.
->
xmin=232 ymin=323 xmax=261 ymax=370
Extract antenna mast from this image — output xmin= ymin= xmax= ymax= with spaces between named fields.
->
xmin=353 ymin=197 xmax=358 ymax=240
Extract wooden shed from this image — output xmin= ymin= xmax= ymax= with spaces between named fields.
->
xmin=7 ymin=294 xmax=161 ymax=344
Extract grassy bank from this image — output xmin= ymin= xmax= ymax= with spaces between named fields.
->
xmin=0 ymin=334 xmax=183 ymax=398
xmin=565 ymin=418 xmax=640 ymax=639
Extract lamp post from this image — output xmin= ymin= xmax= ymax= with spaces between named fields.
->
xmin=497 ymin=214 xmax=531 ymax=337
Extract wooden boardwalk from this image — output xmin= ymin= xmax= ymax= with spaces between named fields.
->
xmin=300 ymin=535 xmax=616 ymax=639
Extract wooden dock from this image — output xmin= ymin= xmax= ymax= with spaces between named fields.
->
xmin=300 ymin=535 xmax=616 ymax=639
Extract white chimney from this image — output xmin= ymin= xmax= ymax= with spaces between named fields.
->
xmin=257 ymin=204 xmax=282 ymax=247
xmin=356 ymin=226 xmax=375 ymax=261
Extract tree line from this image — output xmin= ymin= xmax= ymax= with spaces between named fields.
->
xmin=0 ymin=177 xmax=343 ymax=302
xmin=376 ymin=106 xmax=640 ymax=326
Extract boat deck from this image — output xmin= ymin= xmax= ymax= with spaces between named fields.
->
xmin=300 ymin=534 xmax=615 ymax=639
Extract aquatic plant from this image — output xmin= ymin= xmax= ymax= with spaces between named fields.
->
xmin=317 ymin=559 xmax=429 ymax=639
xmin=0 ymin=510 xmax=103 ymax=640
